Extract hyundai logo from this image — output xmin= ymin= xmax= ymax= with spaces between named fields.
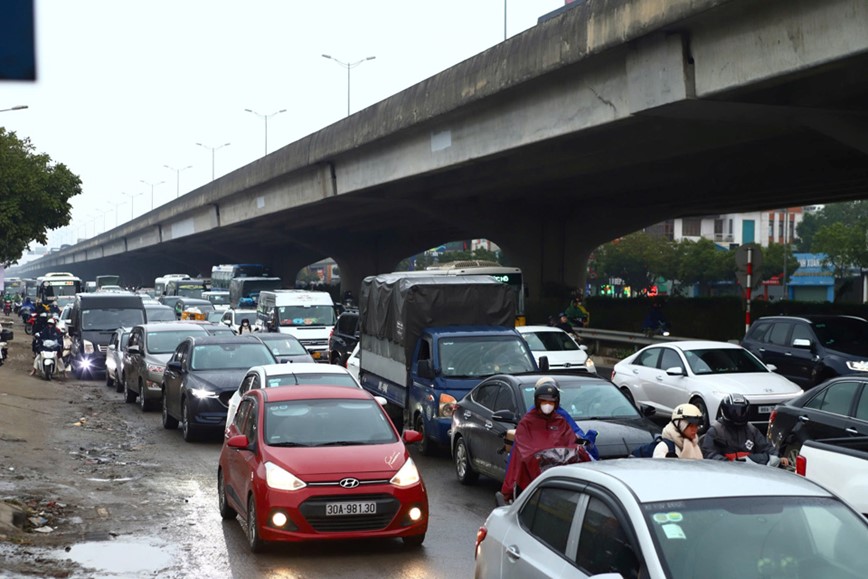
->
xmin=339 ymin=478 xmax=360 ymax=489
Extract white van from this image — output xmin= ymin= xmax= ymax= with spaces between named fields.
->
xmin=256 ymin=290 xmax=337 ymax=362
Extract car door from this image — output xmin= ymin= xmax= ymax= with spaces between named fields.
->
xmin=763 ymin=321 xmax=798 ymax=383
xmin=163 ymin=342 xmax=189 ymax=418
xmin=124 ymin=328 xmax=143 ymax=392
xmin=788 ymin=322 xmax=821 ymax=386
xmin=797 ymin=380 xmax=863 ymax=440
xmin=462 ymin=383 xmax=498 ymax=475
xmin=225 ymin=397 xmax=256 ymax=512
xmin=852 ymin=383 xmax=868 ymax=436
xmin=485 ymin=382 xmax=520 ymax=478
xmin=628 ymin=347 xmax=668 ymax=410
xmin=651 ymin=347 xmax=690 ymax=412
xmin=499 ymin=483 xmax=588 ymax=579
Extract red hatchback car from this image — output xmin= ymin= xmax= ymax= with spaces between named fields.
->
xmin=218 ymin=385 xmax=428 ymax=552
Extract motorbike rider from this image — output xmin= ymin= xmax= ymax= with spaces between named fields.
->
xmin=655 ymin=403 xmax=704 ymax=459
xmin=500 ymin=378 xmax=597 ymax=502
xmin=56 ymin=321 xmax=72 ymax=378
xmin=553 ymin=313 xmax=575 ymax=334
xmin=700 ymin=393 xmax=788 ymax=467
xmin=30 ymin=318 xmax=65 ymax=376
xmin=641 ymin=300 xmax=670 ymax=335
xmin=564 ymin=294 xmax=589 ymax=328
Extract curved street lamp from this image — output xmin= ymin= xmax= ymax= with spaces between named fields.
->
xmin=245 ymin=109 xmax=286 ymax=156
xmin=163 ymin=164 xmax=193 ymax=198
xmin=139 ymin=180 xmax=165 ymax=211
xmin=321 ymin=55 xmax=376 ymax=117
xmin=196 ymin=142 xmax=231 ymax=181
xmin=0 ymin=105 xmax=28 ymax=113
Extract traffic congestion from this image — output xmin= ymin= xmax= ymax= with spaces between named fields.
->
xmin=1 ymin=264 xmax=867 ymax=578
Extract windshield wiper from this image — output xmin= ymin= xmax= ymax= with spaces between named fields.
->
xmin=269 ymin=441 xmax=310 ymax=447
xmin=314 ymin=440 xmax=365 ymax=447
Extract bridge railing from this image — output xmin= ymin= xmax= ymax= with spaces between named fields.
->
xmin=572 ymin=327 xmax=690 ymax=357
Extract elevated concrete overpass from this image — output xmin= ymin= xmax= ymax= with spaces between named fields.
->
xmin=12 ymin=0 xmax=868 ymax=317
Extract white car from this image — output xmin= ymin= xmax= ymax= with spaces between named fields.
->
xmin=224 ymin=362 xmax=384 ymax=429
xmin=346 ymin=343 xmax=361 ymax=382
xmin=611 ymin=340 xmax=802 ymax=431
xmin=516 ymin=325 xmax=595 ymax=374
xmin=475 ymin=459 xmax=868 ymax=579
xmin=218 ymin=308 xmax=258 ymax=334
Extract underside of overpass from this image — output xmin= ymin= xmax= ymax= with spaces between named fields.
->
xmin=11 ymin=0 xmax=868 ymax=320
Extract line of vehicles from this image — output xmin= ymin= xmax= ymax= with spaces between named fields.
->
xmin=7 ymin=263 xmax=868 ymax=574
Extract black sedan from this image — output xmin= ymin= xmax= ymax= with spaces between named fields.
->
xmin=767 ymin=375 xmax=868 ymax=464
xmin=161 ymin=335 xmax=276 ymax=442
xmin=449 ymin=374 xmax=660 ymax=485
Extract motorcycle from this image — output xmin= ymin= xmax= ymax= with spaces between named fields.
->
xmin=35 ymin=338 xmax=62 ymax=380
xmin=24 ymin=312 xmax=37 ymax=335
xmin=2 ymin=300 xmax=11 ymax=315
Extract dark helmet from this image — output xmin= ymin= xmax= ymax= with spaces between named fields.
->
xmin=720 ymin=393 xmax=750 ymax=426
xmin=534 ymin=377 xmax=560 ymax=406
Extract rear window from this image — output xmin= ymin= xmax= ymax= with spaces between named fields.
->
xmin=147 ymin=330 xmax=206 ymax=354
xmin=81 ymin=308 xmax=145 ymax=331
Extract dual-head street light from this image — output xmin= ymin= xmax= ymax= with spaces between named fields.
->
xmin=163 ymin=164 xmax=193 ymax=198
xmin=321 ymin=55 xmax=376 ymax=117
xmin=196 ymin=142 xmax=231 ymax=181
xmin=245 ymin=109 xmax=286 ymax=156
xmin=0 ymin=105 xmax=28 ymax=113
xmin=139 ymin=180 xmax=165 ymax=211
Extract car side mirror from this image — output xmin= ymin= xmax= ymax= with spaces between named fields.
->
xmin=492 ymin=409 xmax=518 ymax=424
xmin=417 ymin=359 xmax=435 ymax=379
xmin=538 ymin=355 xmax=549 ymax=372
xmin=402 ymin=429 xmax=423 ymax=444
xmin=665 ymin=366 xmax=684 ymax=376
xmin=579 ymin=344 xmax=588 ymax=352
xmin=167 ymin=360 xmax=183 ymax=372
xmin=374 ymin=395 xmax=387 ymax=406
xmin=639 ymin=403 xmax=656 ymax=417
xmin=792 ymin=338 xmax=812 ymax=349
xmin=127 ymin=345 xmax=141 ymax=355
xmin=108 ymin=344 xmax=116 ymax=351
xmin=226 ymin=434 xmax=250 ymax=449
xmin=765 ymin=363 xmax=777 ymax=372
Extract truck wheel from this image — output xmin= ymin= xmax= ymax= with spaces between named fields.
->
xmin=415 ymin=414 xmax=436 ymax=456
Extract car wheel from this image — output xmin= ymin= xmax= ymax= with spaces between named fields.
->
xmin=162 ymin=390 xmax=179 ymax=430
xmin=453 ymin=437 xmax=479 ymax=485
xmin=402 ymin=533 xmax=425 ymax=548
xmin=690 ymin=396 xmax=710 ymax=434
xmin=123 ymin=375 xmax=136 ymax=404
xmin=218 ymin=469 xmax=237 ymax=520
xmin=139 ymin=380 xmax=150 ymax=412
xmin=247 ymin=494 xmax=266 ymax=553
xmin=619 ymin=387 xmax=636 ymax=406
xmin=415 ymin=413 xmax=435 ymax=456
xmin=71 ymin=361 xmax=82 ymax=380
xmin=181 ymin=397 xmax=200 ymax=442
xmin=783 ymin=441 xmax=801 ymax=471
xmin=105 ymin=369 xmax=114 ymax=388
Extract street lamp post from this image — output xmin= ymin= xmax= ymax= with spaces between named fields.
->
xmin=321 ymin=55 xmax=376 ymax=117
xmin=139 ymin=180 xmax=165 ymax=211
xmin=196 ymin=142 xmax=231 ymax=181
xmin=163 ymin=164 xmax=193 ymax=198
xmin=0 ymin=105 xmax=28 ymax=113
xmin=244 ymin=109 xmax=286 ymax=156
xmin=122 ymin=191 xmax=143 ymax=221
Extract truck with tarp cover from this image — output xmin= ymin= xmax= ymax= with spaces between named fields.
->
xmin=358 ymin=273 xmax=540 ymax=453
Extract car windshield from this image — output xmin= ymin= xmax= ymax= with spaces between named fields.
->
xmin=276 ymin=305 xmax=336 ymax=327
xmin=264 ymin=373 xmax=359 ymax=388
xmin=683 ymin=348 xmax=768 ymax=375
xmin=147 ymin=330 xmax=205 ymax=354
xmin=264 ymin=398 xmax=396 ymax=446
xmin=522 ymin=331 xmax=580 ymax=352
xmin=190 ymin=343 xmax=274 ymax=370
xmin=82 ymin=308 xmax=145 ymax=331
xmin=235 ymin=312 xmax=258 ymax=325
xmin=120 ymin=332 xmax=131 ymax=346
xmin=207 ymin=311 xmax=224 ymax=322
xmin=258 ymin=337 xmax=308 ymax=356
xmin=642 ymin=496 xmax=868 ymax=579
xmin=205 ymin=293 xmax=230 ymax=305
xmin=146 ymin=308 xmax=176 ymax=322
xmin=175 ymin=285 xmax=204 ymax=298
xmin=519 ymin=380 xmax=639 ymax=419
xmin=440 ymin=336 xmax=536 ymax=378
xmin=813 ymin=318 xmax=868 ymax=350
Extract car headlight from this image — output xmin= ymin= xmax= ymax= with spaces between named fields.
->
xmin=846 ymin=360 xmax=868 ymax=372
xmin=585 ymin=358 xmax=596 ymax=372
xmin=189 ymin=388 xmax=218 ymax=399
xmin=83 ymin=340 xmax=94 ymax=355
xmin=390 ymin=457 xmax=420 ymax=488
xmin=264 ymin=461 xmax=306 ymax=491
xmin=147 ymin=364 xmax=165 ymax=375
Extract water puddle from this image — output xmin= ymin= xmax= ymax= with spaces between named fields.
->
xmin=52 ymin=538 xmax=176 ymax=577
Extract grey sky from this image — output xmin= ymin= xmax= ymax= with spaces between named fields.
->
xmin=2 ymin=0 xmax=565 ymax=248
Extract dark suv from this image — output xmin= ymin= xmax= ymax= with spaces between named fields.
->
xmin=741 ymin=315 xmax=868 ymax=389
xmin=328 ymin=309 xmax=359 ymax=366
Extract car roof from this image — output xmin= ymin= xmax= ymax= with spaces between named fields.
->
xmin=145 ymin=304 xmax=174 ymax=310
xmin=516 ymin=325 xmax=569 ymax=333
xmin=135 ymin=322 xmax=209 ymax=333
xmin=491 ymin=373 xmax=612 ymax=387
xmin=185 ymin=335 xmax=266 ymax=345
xmin=642 ymin=340 xmax=742 ymax=351
xmin=258 ymin=384 xmax=372 ymax=403
xmin=249 ymin=363 xmax=353 ymax=377
xmin=546 ymin=459 xmax=832 ymax=503
xmin=255 ymin=333 xmax=302 ymax=341
xmin=178 ymin=298 xmax=212 ymax=305
xmin=755 ymin=314 xmax=868 ymax=324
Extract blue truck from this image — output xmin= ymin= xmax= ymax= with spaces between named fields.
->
xmin=358 ymin=273 xmax=541 ymax=454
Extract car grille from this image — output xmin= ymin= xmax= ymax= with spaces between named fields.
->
xmin=300 ymin=339 xmax=328 ymax=349
xmin=299 ymin=494 xmax=398 ymax=532
xmin=98 ymin=344 xmax=108 ymax=353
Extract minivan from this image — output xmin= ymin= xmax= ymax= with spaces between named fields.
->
xmin=68 ymin=293 xmax=146 ymax=378
xmin=256 ymin=289 xmax=336 ymax=362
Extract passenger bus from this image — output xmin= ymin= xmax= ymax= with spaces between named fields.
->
xmin=210 ymin=264 xmax=271 ymax=290
xmin=36 ymin=272 xmax=83 ymax=303
xmin=154 ymin=274 xmax=190 ymax=296
xmin=424 ymin=261 xmax=526 ymax=325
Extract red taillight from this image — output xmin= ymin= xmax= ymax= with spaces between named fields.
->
xmin=796 ymin=454 xmax=806 ymax=476
xmin=474 ymin=526 xmax=487 ymax=559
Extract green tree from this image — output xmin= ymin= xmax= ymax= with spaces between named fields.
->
xmin=813 ymin=222 xmax=868 ymax=280
xmin=797 ymin=201 xmax=868 ymax=251
xmin=677 ymin=238 xmax=734 ymax=296
xmin=592 ymin=232 xmax=677 ymax=293
xmin=0 ymin=129 xmax=81 ymax=265
xmin=759 ymin=243 xmax=800 ymax=284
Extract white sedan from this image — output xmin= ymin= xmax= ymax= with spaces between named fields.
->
xmin=516 ymin=325 xmax=595 ymax=374
xmin=475 ymin=459 xmax=868 ymax=578
xmin=225 ymin=363 xmax=383 ymax=430
xmin=611 ymin=340 xmax=802 ymax=430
